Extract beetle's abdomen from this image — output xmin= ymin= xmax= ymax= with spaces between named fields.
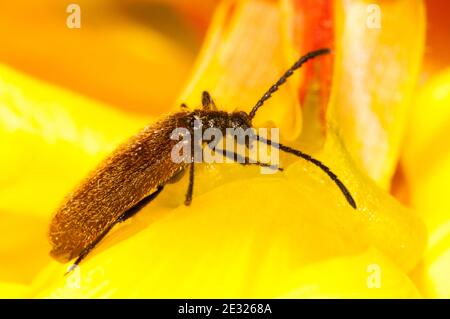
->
xmin=49 ymin=112 xmax=190 ymax=262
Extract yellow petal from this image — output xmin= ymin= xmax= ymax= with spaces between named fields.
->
xmin=33 ymin=129 xmax=425 ymax=298
xmin=286 ymin=128 xmax=426 ymax=273
xmin=0 ymin=64 xmax=146 ymax=283
xmin=329 ymin=0 xmax=426 ymax=188
xmin=0 ymin=282 xmax=30 ymax=298
xmin=402 ymin=68 xmax=450 ymax=232
xmin=403 ymin=68 xmax=450 ymax=297
xmin=178 ymin=0 xmax=302 ymax=140
xmin=280 ymin=247 xmax=420 ymax=298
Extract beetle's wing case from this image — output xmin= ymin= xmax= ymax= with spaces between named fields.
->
xmin=49 ymin=112 xmax=191 ymax=262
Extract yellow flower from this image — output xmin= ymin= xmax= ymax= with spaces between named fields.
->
xmin=0 ymin=0 xmax=448 ymax=298
xmin=404 ymin=69 xmax=450 ymax=298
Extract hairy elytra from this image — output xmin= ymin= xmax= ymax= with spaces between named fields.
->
xmin=48 ymin=48 xmax=356 ymax=271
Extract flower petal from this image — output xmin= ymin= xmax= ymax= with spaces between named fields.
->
xmin=34 ymin=130 xmax=425 ymax=298
xmin=0 ymin=63 xmax=146 ymax=283
xmin=329 ymin=0 xmax=425 ymax=188
xmin=281 ymin=0 xmax=334 ymax=141
xmin=178 ymin=0 xmax=302 ymax=140
xmin=0 ymin=282 xmax=30 ymax=298
xmin=280 ymin=247 xmax=420 ymax=298
xmin=403 ymin=68 xmax=450 ymax=298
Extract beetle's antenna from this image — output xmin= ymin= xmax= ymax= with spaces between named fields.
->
xmin=256 ymin=134 xmax=357 ymax=209
xmin=248 ymin=48 xmax=331 ymax=120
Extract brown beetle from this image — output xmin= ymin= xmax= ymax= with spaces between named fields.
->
xmin=49 ymin=48 xmax=356 ymax=271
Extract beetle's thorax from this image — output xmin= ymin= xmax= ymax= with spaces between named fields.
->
xmin=189 ymin=109 xmax=252 ymax=134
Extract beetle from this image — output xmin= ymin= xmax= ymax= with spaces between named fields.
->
xmin=48 ymin=48 xmax=356 ymax=271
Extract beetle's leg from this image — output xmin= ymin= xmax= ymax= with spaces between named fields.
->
xmin=181 ymin=103 xmax=188 ymax=109
xmin=202 ymin=91 xmax=217 ymax=111
xmin=184 ymin=160 xmax=195 ymax=206
xmin=213 ymin=147 xmax=283 ymax=171
xmin=117 ymin=186 xmax=165 ymax=222
xmin=66 ymin=186 xmax=164 ymax=274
